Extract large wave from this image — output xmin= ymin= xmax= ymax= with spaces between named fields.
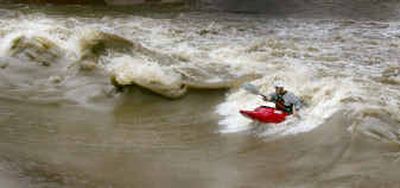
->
xmin=0 ymin=8 xmax=398 ymax=143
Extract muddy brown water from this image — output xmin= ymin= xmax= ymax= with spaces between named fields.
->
xmin=0 ymin=3 xmax=399 ymax=188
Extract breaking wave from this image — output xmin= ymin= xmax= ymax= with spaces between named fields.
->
xmin=0 ymin=7 xmax=398 ymax=143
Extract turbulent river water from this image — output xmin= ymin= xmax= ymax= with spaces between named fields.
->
xmin=0 ymin=3 xmax=399 ymax=188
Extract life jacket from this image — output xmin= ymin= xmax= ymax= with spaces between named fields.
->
xmin=275 ymin=92 xmax=293 ymax=114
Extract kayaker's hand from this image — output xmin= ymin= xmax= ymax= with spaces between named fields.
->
xmin=261 ymin=95 xmax=269 ymax=101
xmin=292 ymin=107 xmax=301 ymax=119
xmin=293 ymin=112 xmax=301 ymax=119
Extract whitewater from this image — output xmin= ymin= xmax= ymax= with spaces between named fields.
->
xmin=0 ymin=3 xmax=398 ymax=188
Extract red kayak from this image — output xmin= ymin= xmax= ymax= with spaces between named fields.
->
xmin=240 ymin=106 xmax=289 ymax=123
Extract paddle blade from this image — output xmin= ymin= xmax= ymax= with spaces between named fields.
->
xmin=241 ymin=83 xmax=260 ymax=95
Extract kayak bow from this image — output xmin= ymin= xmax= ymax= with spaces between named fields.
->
xmin=240 ymin=106 xmax=288 ymax=123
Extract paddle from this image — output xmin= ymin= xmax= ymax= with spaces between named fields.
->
xmin=241 ymin=83 xmax=268 ymax=99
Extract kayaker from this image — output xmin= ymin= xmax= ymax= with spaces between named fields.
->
xmin=262 ymin=82 xmax=302 ymax=117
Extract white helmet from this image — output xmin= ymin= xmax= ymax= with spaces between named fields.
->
xmin=273 ymin=81 xmax=285 ymax=88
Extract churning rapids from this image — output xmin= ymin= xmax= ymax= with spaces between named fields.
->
xmin=0 ymin=3 xmax=399 ymax=188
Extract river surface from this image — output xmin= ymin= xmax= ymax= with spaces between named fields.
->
xmin=0 ymin=3 xmax=399 ymax=188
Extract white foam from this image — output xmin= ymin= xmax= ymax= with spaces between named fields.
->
xmin=107 ymin=55 xmax=182 ymax=87
xmin=216 ymin=93 xmax=262 ymax=133
xmin=0 ymin=16 xmax=71 ymax=60
xmin=216 ymin=65 xmax=356 ymax=138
